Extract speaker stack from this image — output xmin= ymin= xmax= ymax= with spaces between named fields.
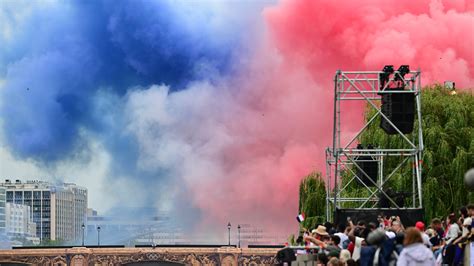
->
xmin=379 ymin=65 xmax=415 ymax=135
xmin=355 ymin=144 xmax=378 ymax=187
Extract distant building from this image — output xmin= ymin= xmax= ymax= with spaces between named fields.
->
xmin=87 ymin=208 xmax=97 ymax=217
xmin=86 ymin=209 xmax=182 ymax=245
xmin=0 ymin=187 xmax=6 ymax=234
xmin=5 ymin=203 xmax=36 ymax=238
xmin=238 ymin=224 xmax=286 ymax=246
xmin=1 ymin=179 xmax=87 ymax=242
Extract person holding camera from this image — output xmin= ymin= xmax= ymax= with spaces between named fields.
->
xmin=390 ymin=216 xmax=405 ymax=234
xmin=347 ymin=218 xmax=369 ymax=261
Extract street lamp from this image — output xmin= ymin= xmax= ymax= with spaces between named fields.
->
xmin=81 ymin=224 xmax=85 ymax=246
xmin=97 ymin=226 xmax=101 ymax=246
xmin=227 ymin=222 xmax=231 ymax=246
xmin=237 ymin=224 xmax=241 ymax=248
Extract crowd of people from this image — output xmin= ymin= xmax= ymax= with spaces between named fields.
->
xmin=277 ymin=204 xmax=474 ymax=265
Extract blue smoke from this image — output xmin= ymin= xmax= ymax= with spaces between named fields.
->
xmin=0 ymin=0 xmax=268 ymax=161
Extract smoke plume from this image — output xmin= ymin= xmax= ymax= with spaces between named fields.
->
xmin=0 ymin=0 xmax=472 ymax=242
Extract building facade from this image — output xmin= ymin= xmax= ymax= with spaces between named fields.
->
xmin=5 ymin=202 xmax=36 ymax=238
xmin=86 ymin=210 xmax=180 ymax=245
xmin=1 ymin=180 xmax=87 ymax=242
xmin=0 ymin=187 xmax=6 ymax=235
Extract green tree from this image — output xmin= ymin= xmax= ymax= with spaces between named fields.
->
xmin=298 ymin=172 xmax=327 ymax=230
xmin=40 ymin=238 xmax=65 ymax=246
xmin=354 ymin=85 xmax=473 ymax=222
xmin=297 ymin=86 xmax=473 ymax=225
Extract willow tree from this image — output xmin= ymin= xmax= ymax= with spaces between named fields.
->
xmin=354 ymin=85 xmax=474 ymax=222
xmin=297 ymin=86 xmax=472 ymax=225
xmin=298 ymin=172 xmax=326 ymax=230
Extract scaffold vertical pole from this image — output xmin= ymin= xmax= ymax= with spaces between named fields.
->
xmin=332 ymin=71 xmax=341 ymax=222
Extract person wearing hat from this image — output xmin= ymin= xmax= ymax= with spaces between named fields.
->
xmin=415 ymin=221 xmax=432 ymax=248
xmin=304 ymin=225 xmax=330 ymax=249
xmin=314 ymin=225 xmax=329 ymax=237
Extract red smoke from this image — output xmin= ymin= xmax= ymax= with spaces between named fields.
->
xmin=189 ymin=0 xmax=473 ymax=239
xmin=265 ymin=0 xmax=473 ymax=86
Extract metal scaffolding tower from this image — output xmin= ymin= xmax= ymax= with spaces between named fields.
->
xmin=326 ymin=68 xmax=424 ymax=222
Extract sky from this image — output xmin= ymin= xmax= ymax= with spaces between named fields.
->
xmin=0 ymin=0 xmax=473 ymax=242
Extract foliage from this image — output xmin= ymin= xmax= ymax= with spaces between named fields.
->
xmin=297 ymin=85 xmax=473 ymax=226
xmin=298 ymin=172 xmax=327 ymax=230
xmin=287 ymin=234 xmax=296 ymax=246
xmin=352 ymin=85 xmax=473 ymax=222
xmin=40 ymin=238 xmax=65 ymax=246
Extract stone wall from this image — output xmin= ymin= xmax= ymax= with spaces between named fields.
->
xmin=0 ymin=246 xmax=279 ymax=265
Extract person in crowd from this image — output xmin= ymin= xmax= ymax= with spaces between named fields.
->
xmin=415 ymin=221 xmax=432 ymax=248
xmin=461 ymin=205 xmax=473 ymax=236
xmin=450 ymin=207 xmax=473 ymax=265
xmin=425 ymin=228 xmax=440 ymax=251
xmin=443 ymin=212 xmax=464 ymax=266
xmin=327 ymin=257 xmax=342 ymax=266
xmin=445 ymin=213 xmax=461 ymax=243
xmin=290 ymin=207 xmax=474 ymax=265
xmin=314 ymin=225 xmax=330 ymax=241
xmin=334 ymin=223 xmax=349 ymax=249
xmin=396 ymin=227 xmax=435 ymax=266
xmin=326 ymin=235 xmax=341 ymax=255
xmin=316 ymin=252 xmax=328 ymax=265
xmin=345 ymin=259 xmax=357 ymax=266
xmin=304 ymin=225 xmax=330 ymax=249
xmin=430 ymin=218 xmax=444 ymax=239
xmin=376 ymin=214 xmax=385 ymax=229
xmin=390 ymin=216 xmax=405 ymax=233
xmin=339 ymin=249 xmax=351 ymax=264
xmin=430 ymin=218 xmax=444 ymax=248
xmin=368 ymin=222 xmax=377 ymax=232
xmin=467 ymin=204 xmax=474 ymax=222
xmin=460 ymin=206 xmax=468 ymax=221
xmin=325 ymin=221 xmax=337 ymax=235
xmin=357 ymin=220 xmax=366 ymax=229
xmin=462 ymin=204 xmax=474 ymax=265
xmin=328 ymin=249 xmax=340 ymax=261
xmin=428 ymin=219 xmax=445 ymax=261
xmin=347 ymin=219 xmax=369 ymax=261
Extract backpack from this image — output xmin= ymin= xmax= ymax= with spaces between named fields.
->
xmin=342 ymin=238 xmax=351 ymax=249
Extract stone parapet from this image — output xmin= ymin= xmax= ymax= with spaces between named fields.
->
xmin=0 ymin=246 xmax=279 ymax=265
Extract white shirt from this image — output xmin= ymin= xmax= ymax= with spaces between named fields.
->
xmin=446 ymin=223 xmax=461 ymax=241
xmin=463 ymin=217 xmax=472 ymax=237
xmin=352 ymin=236 xmax=364 ymax=261
xmin=421 ymin=232 xmax=432 ymax=247
xmin=334 ymin=232 xmax=348 ymax=249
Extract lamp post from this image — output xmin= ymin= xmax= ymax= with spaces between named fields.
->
xmin=237 ymin=224 xmax=241 ymax=248
xmin=97 ymin=226 xmax=101 ymax=246
xmin=81 ymin=224 xmax=85 ymax=246
xmin=227 ymin=222 xmax=231 ymax=246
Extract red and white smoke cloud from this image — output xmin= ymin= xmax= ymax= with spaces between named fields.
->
xmin=126 ymin=0 xmax=473 ymax=239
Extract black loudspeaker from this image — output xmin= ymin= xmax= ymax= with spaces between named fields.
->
xmin=378 ymin=189 xmax=409 ymax=208
xmin=355 ymin=145 xmax=378 ymax=187
xmin=380 ymin=87 xmax=415 ymax=134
